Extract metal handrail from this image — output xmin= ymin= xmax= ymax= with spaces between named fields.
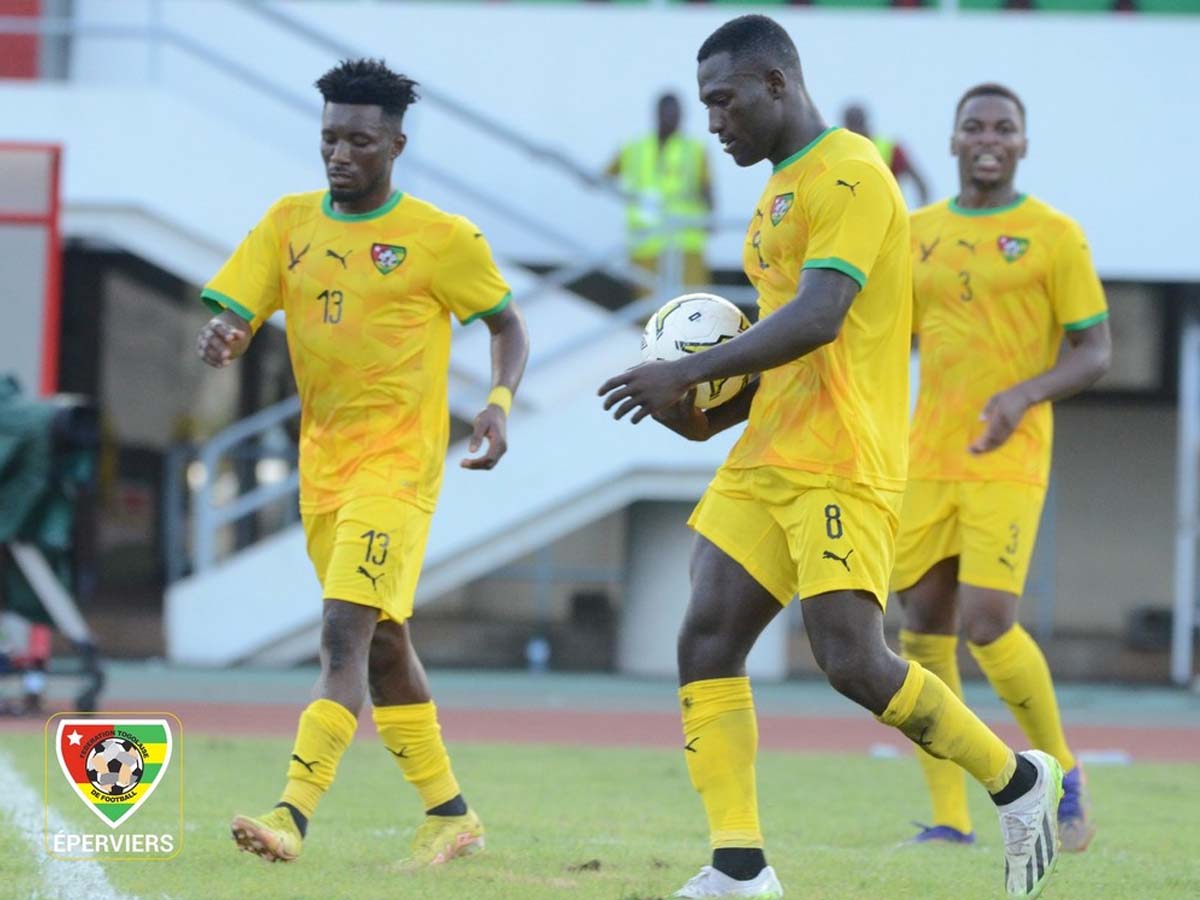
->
xmin=0 ymin=11 xmax=746 ymax=572
xmin=0 ymin=15 xmax=600 ymax=256
xmin=236 ymin=1 xmax=621 ymax=201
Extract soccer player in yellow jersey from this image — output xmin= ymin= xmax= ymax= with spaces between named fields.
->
xmin=600 ymin=18 xmax=1063 ymax=898
xmin=195 ymin=59 xmax=529 ymax=867
xmin=895 ymin=83 xmax=1111 ymax=855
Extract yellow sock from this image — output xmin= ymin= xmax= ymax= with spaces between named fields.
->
xmin=280 ymin=698 xmax=358 ymax=818
xmin=373 ymin=702 xmax=462 ymax=811
xmin=899 ymin=631 xmax=972 ymax=834
xmin=969 ymin=624 xmax=1076 ymax=772
xmin=879 ymin=660 xmax=1016 ymax=794
xmin=679 ymin=677 xmax=762 ymax=849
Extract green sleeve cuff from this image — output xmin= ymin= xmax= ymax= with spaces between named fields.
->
xmin=200 ymin=288 xmax=256 ymax=323
xmin=461 ymin=291 xmax=512 ymax=325
xmin=1063 ymin=310 xmax=1109 ymax=332
xmin=802 ymin=257 xmax=867 ymax=289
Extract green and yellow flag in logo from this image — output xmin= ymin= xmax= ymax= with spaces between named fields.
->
xmin=56 ymin=719 xmax=173 ymax=829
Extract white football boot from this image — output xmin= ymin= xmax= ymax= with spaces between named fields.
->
xmin=672 ymin=865 xmax=783 ymax=899
xmin=997 ymin=750 xmax=1065 ymax=897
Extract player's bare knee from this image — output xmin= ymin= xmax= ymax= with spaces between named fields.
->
xmin=900 ymin=591 xmax=955 ymax=634
xmin=962 ymin=610 xmax=1013 ymax=646
xmin=320 ymin=601 xmax=375 ymax=674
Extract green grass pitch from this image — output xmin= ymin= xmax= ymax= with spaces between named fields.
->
xmin=1 ymin=733 xmax=1197 ymax=899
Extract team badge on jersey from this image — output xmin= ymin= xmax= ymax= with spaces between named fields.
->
xmin=371 ymin=243 xmax=407 ymax=275
xmin=997 ymin=235 xmax=1030 ymax=262
xmin=770 ymin=193 xmax=794 ymax=226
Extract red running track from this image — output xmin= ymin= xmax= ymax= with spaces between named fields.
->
xmin=3 ymin=700 xmax=1198 ymax=762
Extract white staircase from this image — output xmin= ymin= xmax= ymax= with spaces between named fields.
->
xmin=166 ymin=396 xmax=740 ymax=666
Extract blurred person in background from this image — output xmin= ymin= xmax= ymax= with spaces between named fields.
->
xmin=894 ymin=82 xmax=1110 ymax=855
xmin=606 ymin=91 xmax=714 ymax=296
xmin=196 ymin=58 xmax=529 ymax=869
xmin=842 ymin=101 xmax=931 ymax=207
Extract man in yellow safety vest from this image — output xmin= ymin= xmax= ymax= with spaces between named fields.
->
xmin=843 ymin=102 xmax=931 ymax=207
xmin=606 ymin=92 xmax=714 ymax=295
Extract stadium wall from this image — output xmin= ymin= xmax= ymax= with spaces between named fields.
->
xmin=65 ymin=0 xmax=1200 ymax=280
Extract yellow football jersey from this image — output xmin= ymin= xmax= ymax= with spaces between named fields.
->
xmin=723 ymin=127 xmax=912 ymax=491
xmin=202 ymin=190 xmax=511 ymax=514
xmin=909 ymin=194 xmax=1108 ymax=485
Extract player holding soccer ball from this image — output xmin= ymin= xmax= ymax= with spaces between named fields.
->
xmin=196 ymin=59 xmax=528 ymax=868
xmin=894 ymin=84 xmax=1109 ymax=853
xmin=599 ymin=16 xmax=1063 ymax=899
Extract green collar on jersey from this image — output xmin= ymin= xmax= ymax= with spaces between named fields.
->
xmin=772 ymin=126 xmax=839 ymax=174
xmin=948 ymin=193 xmax=1027 ymax=217
xmin=322 ymin=190 xmax=403 ymax=222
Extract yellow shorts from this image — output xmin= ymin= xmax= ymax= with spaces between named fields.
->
xmin=688 ymin=466 xmax=904 ymax=608
xmin=891 ymin=479 xmax=1046 ymax=596
xmin=302 ymin=496 xmax=432 ymax=623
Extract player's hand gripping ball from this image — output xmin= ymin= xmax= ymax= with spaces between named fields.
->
xmin=641 ymin=293 xmax=751 ymax=409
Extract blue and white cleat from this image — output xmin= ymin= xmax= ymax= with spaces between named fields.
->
xmin=905 ymin=823 xmax=976 ymax=846
xmin=1058 ymin=764 xmax=1095 ymax=852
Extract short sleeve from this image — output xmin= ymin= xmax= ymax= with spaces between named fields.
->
xmin=801 ymin=160 xmax=897 ymax=290
xmin=1050 ymin=220 xmax=1108 ymax=332
xmin=433 ymin=217 xmax=513 ymax=325
xmin=201 ymin=202 xmax=284 ymax=332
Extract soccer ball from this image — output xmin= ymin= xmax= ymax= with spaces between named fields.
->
xmin=641 ymin=292 xmax=752 ymax=410
xmin=85 ymin=738 xmax=144 ymax=796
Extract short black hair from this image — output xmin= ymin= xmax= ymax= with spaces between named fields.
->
xmin=955 ymin=83 xmax=1026 ymax=126
xmin=315 ymin=58 xmax=420 ymax=124
xmin=697 ymin=15 xmax=801 ymax=74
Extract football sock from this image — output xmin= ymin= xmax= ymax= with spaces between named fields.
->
xmin=989 ymin=753 xmax=1038 ymax=806
xmin=679 ymin=676 xmax=763 ymax=850
xmin=969 ymin=624 xmax=1077 ymax=773
xmin=426 ymin=794 xmax=468 ymax=817
xmin=712 ymin=848 xmax=767 ymax=881
xmin=373 ymin=701 xmax=462 ymax=812
xmin=899 ymin=630 xmax=972 ymax=834
xmin=878 ymin=660 xmax=1017 ymax=795
xmin=280 ymin=698 xmax=358 ymax=820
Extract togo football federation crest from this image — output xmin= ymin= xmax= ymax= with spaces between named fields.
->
xmin=371 ymin=243 xmax=407 ymax=274
xmin=56 ymin=718 xmax=172 ymax=829
xmin=770 ymin=192 xmax=794 ymax=226
xmin=997 ymin=235 xmax=1030 ymax=262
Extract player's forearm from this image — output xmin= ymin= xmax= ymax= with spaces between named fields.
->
xmin=1016 ymin=339 xmax=1111 ymax=406
xmin=678 ymin=290 xmax=847 ymax=385
xmin=489 ymin=308 xmax=530 ymax=394
xmin=704 ymin=378 xmax=759 ymax=436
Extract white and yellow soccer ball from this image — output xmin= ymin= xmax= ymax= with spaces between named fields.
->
xmin=640 ymin=292 xmax=752 ymax=410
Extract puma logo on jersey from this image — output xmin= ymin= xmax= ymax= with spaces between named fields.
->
xmin=919 ymin=238 xmax=940 ymax=262
xmin=326 ymin=248 xmax=353 ymax=268
xmin=357 ymin=566 xmax=383 ymax=590
xmin=287 ymin=242 xmax=310 ymax=271
xmin=822 ymin=548 xmax=854 ymax=572
xmin=835 ymin=179 xmax=860 ymax=196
